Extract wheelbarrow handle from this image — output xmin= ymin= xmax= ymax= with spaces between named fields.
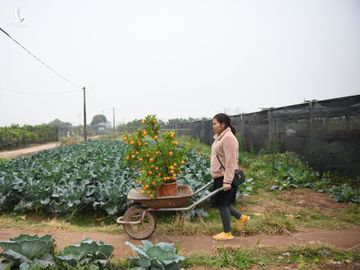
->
xmin=148 ymin=186 xmax=225 ymax=212
xmin=193 ymin=181 xmax=214 ymax=196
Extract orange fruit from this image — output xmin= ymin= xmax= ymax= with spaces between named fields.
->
xmin=130 ymin=140 xmax=135 ymax=145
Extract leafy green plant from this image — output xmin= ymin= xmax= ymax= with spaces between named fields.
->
xmin=187 ymin=208 xmax=209 ymax=219
xmin=261 ymin=137 xmax=283 ymax=154
xmin=0 ymin=234 xmax=55 ymax=269
xmin=329 ymin=183 xmax=360 ymax=203
xmin=0 ymin=124 xmax=57 ymax=150
xmin=239 ymin=178 xmax=255 ymax=196
xmin=57 ymin=238 xmax=114 ymax=269
xmin=177 ymin=149 xmax=211 ymax=200
xmin=0 ymin=140 xmax=134 ymax=217
xmin=125 ymin=240 xmax=185 ymax=270
xmin=244 ymin=152 xmax=318 ymax=191
xmin=0 ymin=140 xmax=213 ymax=217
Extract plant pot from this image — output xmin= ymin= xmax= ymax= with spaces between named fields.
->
xmin=157 ymin=181 xmax=177 ymax=197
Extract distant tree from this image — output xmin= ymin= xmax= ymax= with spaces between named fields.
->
xmin=48 ymin=119 xmax=72 ymax=127
xmin=91 ymin=114 xmax=107 ymax=126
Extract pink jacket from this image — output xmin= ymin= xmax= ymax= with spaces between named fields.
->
xmin=210 ymin=127 xmax=239 ymax=184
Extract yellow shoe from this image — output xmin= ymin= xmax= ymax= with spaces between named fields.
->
xmin=237 ymin=215 xmax=250 ymax=231
xmin=212 ymin=232 xmax=234 ymax=241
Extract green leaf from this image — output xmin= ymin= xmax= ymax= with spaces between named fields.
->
xmin=2 ymin=250 xmax=31 ymax=264
xmin=58 ymin=238 xmax=113 ymax=266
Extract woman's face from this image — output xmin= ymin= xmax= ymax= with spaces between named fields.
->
xmin=212 ymin=118 xmax=225 ymax=135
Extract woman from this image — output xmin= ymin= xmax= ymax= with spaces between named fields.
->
xmin=210 ymin=113 xmax=250 ymax=241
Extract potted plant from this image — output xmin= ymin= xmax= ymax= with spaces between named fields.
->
xmin=123 ymin=115 xmax=186 ymax=198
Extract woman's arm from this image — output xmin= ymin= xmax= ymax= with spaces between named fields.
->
xmin=222 ymin=136 xmax=238 ymax=185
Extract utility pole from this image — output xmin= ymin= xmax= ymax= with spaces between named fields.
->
xmin=113 ymin=107 xmax=116 ymax=134
xmin=83 ymin=86 xmax=87 ymax=141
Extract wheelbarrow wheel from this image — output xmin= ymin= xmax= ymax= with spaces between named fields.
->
xmin=123 ymin=206 xmax=156 ymax=239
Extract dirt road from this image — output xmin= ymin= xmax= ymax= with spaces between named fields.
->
xmin=0 ymin=142 xmax=60 ymax=159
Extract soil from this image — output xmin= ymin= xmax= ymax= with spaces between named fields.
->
xmin=0 ymin=142 xmax=60 ymax=159
xmin=278 ymin=188 xmax=349 ymax=213
xmin=240 ymin=188 xmax=351 ymax=216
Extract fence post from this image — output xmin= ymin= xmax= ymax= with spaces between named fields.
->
xmin=240 ymin=113 xmax=245 ymax=134
xmin=268 ymin=109 xmax=273 ymax=139
xmin=309 ymin=100 xmax=314 ymax=137
xmin=345 ymin=111 xmax=350 ymax=130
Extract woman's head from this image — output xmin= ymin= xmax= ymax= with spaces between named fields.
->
xmin=212 ymin=113 xmax=236 ymax=135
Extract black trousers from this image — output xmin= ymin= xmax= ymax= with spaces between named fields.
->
xmin=211 ymin=176 xmax=242 ymax=233
xmin=218 ymin=205 xmax=242 ymax=233
xmin=210 ymin=176 xmax=237 ymax=207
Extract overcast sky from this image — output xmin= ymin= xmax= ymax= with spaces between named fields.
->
xmin=1 ymin=0 xmax=359 ymax=126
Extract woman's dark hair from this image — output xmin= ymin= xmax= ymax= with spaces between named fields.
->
xmin=213 ymin=113 xmax=236 ymax=135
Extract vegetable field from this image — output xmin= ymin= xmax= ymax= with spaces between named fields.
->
xmin=0 ymin=140 xmax=210 ymax=217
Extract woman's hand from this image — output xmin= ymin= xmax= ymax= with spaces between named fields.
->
xmin=223 ymin=183 xmax=231 ymax=191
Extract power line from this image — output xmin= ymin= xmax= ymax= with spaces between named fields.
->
xmin=0 ymin=87 xmax=78 ymax=96
xmin=0 ymin=26 xmax=82 ymax=90
xmin=86 ymin=91 xmax=113 ymax=111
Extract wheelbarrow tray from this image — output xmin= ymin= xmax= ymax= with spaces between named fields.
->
xmin=127 ymin=185 xmax=193 ymax=209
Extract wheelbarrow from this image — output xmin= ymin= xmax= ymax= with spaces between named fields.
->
xmin=116 ymin=181 xmax=224 ymax=239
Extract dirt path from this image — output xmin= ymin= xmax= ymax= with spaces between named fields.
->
xmin=0 ymin=136 xmax=106 ymax=160
xmin=0 ymin=142 xmax=60 ymax=159
xmin=1 ymin=227 xmax=359 ymax=258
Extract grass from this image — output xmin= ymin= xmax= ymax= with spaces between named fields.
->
xmin=0 ymin=212 xmax=122 ymax=234
xmin=1 ymin=192 xmax=358 ymax=236
xmin=112 ymin=245 xmax=360 ymax=270
xmin=178 ymin=135 xmax=211 ymax=157
xmin=182 ymin=245 xmax=360 ymax=269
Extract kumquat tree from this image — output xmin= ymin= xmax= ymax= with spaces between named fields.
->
xmin=123 ymin=115 xmax=186 ymax=198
